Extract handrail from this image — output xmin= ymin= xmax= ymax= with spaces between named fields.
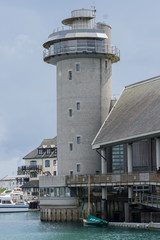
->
xmin=43 ymin=44 xmax=120 ymax=60
xmin=66 ymin=171 xmax=160 ymax=186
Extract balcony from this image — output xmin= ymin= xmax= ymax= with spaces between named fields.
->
xmin=18 ymin=165 xmax=42 ymax=174
xmin=43 ymin=39 xmax=120 ymax=64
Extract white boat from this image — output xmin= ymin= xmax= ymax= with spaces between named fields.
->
xmin=0 ymin=188 xmax=29 ymax=213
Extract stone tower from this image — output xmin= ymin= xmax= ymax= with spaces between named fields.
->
xmin=43 ymin=9 xmax=120 ymax=176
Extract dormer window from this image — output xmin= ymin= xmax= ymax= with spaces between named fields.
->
xmin=46 ymin=149 xmax=51 ymax=155
xmin=38 ymin=149 xmax=43 ymax=155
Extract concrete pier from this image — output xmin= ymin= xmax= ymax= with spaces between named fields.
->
xmin=109 ymin=222 xmax=160 ymax=229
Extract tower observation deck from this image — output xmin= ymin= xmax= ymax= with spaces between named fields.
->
xmin=43 ymin=9 xmax=120 ymax=64
xmin=43 ymin=9 xmax=120 ymax=176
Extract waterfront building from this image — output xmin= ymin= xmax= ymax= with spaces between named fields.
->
xmin=18 ymin=137 xmax=57 ymax=198
xmin=43 ymin=8 xmax=119 ymax=176
xmin=92 ymin=76 xmax=160 ymax=222
xmin=40 ymin=8 xmax=160 ymax=223
xmin=0 ymin=175 xmax=29 ymax=191
xmin=18 ymin=137 xmax=57 ymax=180
xmin=40 ymin=8 xmax=120 ymax=222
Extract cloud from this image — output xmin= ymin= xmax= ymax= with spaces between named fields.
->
xmin=0 ymin=34 xmax=36 ymax=59
xmin=0 ymin=117 xmax=8 ymax=142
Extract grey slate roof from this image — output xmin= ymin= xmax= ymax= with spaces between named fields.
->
xmin=92 ymin=76 xmax=160 ymax=149
xmin=23 ymin=137 xmax=57 ymax=159
xmin=21 ymin=180 xmax=39 ymax=188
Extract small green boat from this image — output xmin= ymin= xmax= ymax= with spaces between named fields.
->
xmin=82 ymin=176 xmax=109 ymax=227
xmin=83 ymin=215 xmax=108 ymax=227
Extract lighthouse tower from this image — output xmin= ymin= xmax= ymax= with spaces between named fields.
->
xmin=43 ymin=9 xmax=120 ymax=176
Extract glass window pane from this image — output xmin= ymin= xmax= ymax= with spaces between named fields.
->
xmin=60 ymin=187 xmax=65 ymax=197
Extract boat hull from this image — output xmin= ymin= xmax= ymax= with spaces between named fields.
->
xmin=0 ymin=205 xmax=29 ymax=213
xmin=83 ymin=219 xmax=108 ymax=227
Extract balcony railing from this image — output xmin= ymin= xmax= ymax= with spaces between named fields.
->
xmin=43 ymin=41 xmax=120 ymax=63
xmin=18 ymin=165 xmax=42 ymax=172
xmin=66 ymin=172 xmax=160 ymax=187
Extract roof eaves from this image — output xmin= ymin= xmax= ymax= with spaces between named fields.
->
xmin=92 ymin=129 xmax=160 ymax=149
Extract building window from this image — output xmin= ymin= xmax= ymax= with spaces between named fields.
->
xmin=45 ymin=160 xmax=50 ymax=168
xmin=53 ymin=171 xmax=56 ymax=176
xmin=60 ymin=187 xmax=65 ymax=197
xmin=30 ymin=161 xmax=37 ymax=167
xmin=112 ymin=144 xmax=124 ymax=173
xmin=46 ymin=148 xmax=51 ymax=155
xmin=69 ymin=70 xmax=72 ymax=80
xmin=76 ymin=63 xmax=80 ymax=72
xmin=69 ymin=109 xmax=72 ymax=117
xmin=77 ymin=136 xmax=81 ymax=144
xmin=38 ymin=149 xmax=43 ymax=155
xmin=65 ymin=187 xmax=71 ymax=197
xmin=53 ymin=160 xmax=56 ymax=166
xmin=105 ymin=60 xmax=107 ymax=68
xmin=77 ymin=164 xmax=80 ymax=172
xmin=77 ymin=102 xmax=80 ymax=110
xmin=69 ymin=143 xmax=73 ymax=151
xmin=30 ymin=172 xmax=37 ymax=178
xmin=70 ymin=171 xmax=73 ymax=177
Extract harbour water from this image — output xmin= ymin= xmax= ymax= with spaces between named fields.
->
xmin=0 ymin=212 xmax=160 ymax=240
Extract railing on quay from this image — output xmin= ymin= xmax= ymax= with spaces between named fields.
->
xmin=66 ymin=171 xmax=160 ymax=187
xmin=133 ymin=193 xmax=160 ymax=209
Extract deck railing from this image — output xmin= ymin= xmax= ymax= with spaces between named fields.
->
xmin=43 ymin=44 xmax=120 ymax=63
xmin=66 ymin=172 xmax=160 ymax=186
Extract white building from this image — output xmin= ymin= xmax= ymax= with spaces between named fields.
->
xmin=0 ymin=175 xmax=27 ymax=191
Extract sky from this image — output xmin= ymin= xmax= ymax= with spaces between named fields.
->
xmin=0 ymin=0 xmax=160 ymax=178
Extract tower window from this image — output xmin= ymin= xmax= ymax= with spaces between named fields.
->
xmin=77 ymin=136 xmax=81 ymax=144
xmin=53 ymin=171 xmax=56 ymax=176
xmin=77 ymin=164 xmax=80 ymax=172
xmin=69 ymin=109 xmax=72 ymax=117
xmin=69 ymin=70 xmax=72 ymax=80
xmin=76 ymin=63 xmax=80 ymax=72
xmin=77 ymin=102 xmax=80 ymax=110
xmin=70 ymin=171 xmax=73 ymax=177
xmin=69 ymin=143 xmax=73 ymax=151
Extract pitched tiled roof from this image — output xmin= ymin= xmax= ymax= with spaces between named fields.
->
xmin=23 ymin=137 xmax=57 ymax=159
xmin=92 ymin=76 xmax=160 ymax=148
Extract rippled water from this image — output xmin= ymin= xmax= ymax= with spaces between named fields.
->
xmin=0 ymin=212 xmax=160 ymax=240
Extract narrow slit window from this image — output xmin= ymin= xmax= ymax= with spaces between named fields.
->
xmin=69 ymin=143 xmax=73 ymax=151
xmin=77 ymin=102 xmax=80 ymax=110
xmin=77 ymin=164 xmax=80 ymax=172
xmin=76 ymin=63 xmax=80 ymax=72
xmin=69 ymin=70 xmax=72 ymax=80
xmin=69 ymin=109 xmax=72 ymax=117
xmin=77 ymin=136 xmax=81 ymax=144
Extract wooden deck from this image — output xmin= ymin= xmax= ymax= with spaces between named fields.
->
xmin=66 ymin=172 xmax=160 ymax=187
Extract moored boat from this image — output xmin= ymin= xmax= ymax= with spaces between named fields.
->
xmin=82 ymin=176 xmax=109 ymax=227
xmin=83 ymin=215 xmax=108 ymax=227
xmin=0 ymin=195 xmax=29 ymax=213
